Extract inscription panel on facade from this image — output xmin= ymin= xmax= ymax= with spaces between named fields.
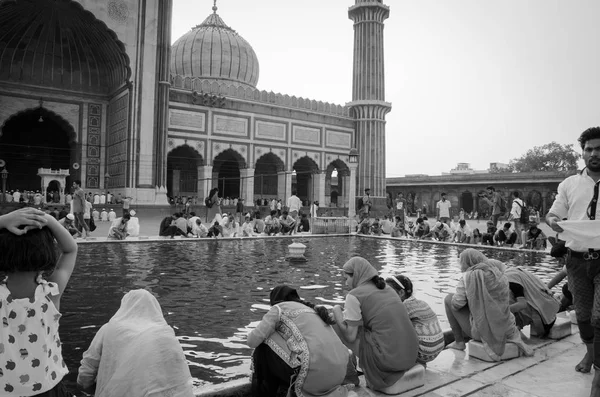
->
xmin=292 ymin=125 xmax=321 ymax=146
xmin=86 ymin=103 xmax=102 ymax=188
xmin=107 ymin=93 xmax=129 ymax=188
xmin=255 ymin=120 xmax=286 ymax=141
xmin=325 ymin=130 xmax=352 ymax=149
xmin=169 ymin=109 xmax=206 ymax=132
xmin=213 ymin=114 xmax=248 ymax=137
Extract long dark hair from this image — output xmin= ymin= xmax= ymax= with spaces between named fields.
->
xmin=371 ymin=275 xmax=386 ymax=290
xmin=270 ymin=285 xmax=335 ymax=325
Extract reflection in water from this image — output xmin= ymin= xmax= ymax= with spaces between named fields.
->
xmin=59 ymin=238 xmax=560 ymax=390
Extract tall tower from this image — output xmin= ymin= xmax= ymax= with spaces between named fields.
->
xmin=348 ymin=0 xmax=391 ymax=200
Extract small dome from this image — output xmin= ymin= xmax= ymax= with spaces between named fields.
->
xmin=170 ymin=9 xmax=259 ymax=89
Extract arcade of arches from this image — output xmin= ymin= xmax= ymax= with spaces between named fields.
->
xmin=166 ymin=146 xmax=352 ymax=208
xmin=386 ymin=172 xmax=569 ymax=218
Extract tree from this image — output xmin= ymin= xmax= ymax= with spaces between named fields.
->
xmin=505 ymin=142 xmax=581 ymax=173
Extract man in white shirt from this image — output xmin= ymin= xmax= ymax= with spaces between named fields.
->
xmin=454 ymin=219 xmax=472 ymax=244
xmin=547 ymin=127 xmax=600 ymax=391
xmin=508 ymin=191 xmax=527 ymax=244
xmin=287 ymin=190 xmax=302 ymax=230
xmin=436 ymin=193 xmax=452 ymax=225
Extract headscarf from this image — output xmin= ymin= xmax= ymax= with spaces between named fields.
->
xmin=342 ymin=256 xmax=378 ymax=289
xmin=270 ymin=285 xmax=301 ymax=305
xmin=78 ymin=289 xmax=193 ymax=397
xmin=459 ymin=248 xmax=506 ymax=274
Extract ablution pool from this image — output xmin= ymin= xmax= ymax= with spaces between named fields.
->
xmin=59 ymin=236 xmax=561 ymax=391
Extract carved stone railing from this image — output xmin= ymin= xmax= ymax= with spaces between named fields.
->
xmin=170 ymin=75 xmax=351 ymax=117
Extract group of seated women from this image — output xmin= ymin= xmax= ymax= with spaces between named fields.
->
xmin=247 ymin=249 xmax=563 ymax=396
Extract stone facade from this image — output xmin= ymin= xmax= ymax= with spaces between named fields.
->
xmin=386 ymin=171 xmax=575 ymax=217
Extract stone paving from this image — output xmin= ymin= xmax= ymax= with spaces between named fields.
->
xmin=197 ymin=327 xmax=591 ymax=397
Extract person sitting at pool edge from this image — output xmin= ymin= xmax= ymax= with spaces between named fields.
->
xmin=444 ymin=249 xmax=533 ymax=359
xmin=386 ymin=274 xmax=444 ymax=365
xmin=78 ymin=289 xmax=194 ymax=397
xmin=297 ymin=212 xmax=310 ymax=232
xmin=333 ymin=257 xmax=419 ymax=392
xmin=247 ymin=286 xmax=349 ymax=397
xmin=107 ymin=213 xmax=131 ymax=240
xmin=495 ymin=222 xmax=518 ymax=247
xmin=505 ymin=267 xmax=559 ymax=337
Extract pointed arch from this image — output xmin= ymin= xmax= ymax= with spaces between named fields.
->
xmin=213 ymin=148 xmax=245 ymax=199
xmin=254 ymin=152 xmax=285 ymax=199
xmin=167 ymin=145 xmax=204 ymax=198
xmin=292 ymin=156 xmax=320 ymax=203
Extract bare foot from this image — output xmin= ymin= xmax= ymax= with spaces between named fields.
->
xmin=447 ymin=341 xmax=466 ymax=351
xmin=576 ymin=352 xmax=593 ymax=373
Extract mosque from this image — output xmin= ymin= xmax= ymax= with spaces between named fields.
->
xmin=0 ymin=0 xmax=390 ymax=212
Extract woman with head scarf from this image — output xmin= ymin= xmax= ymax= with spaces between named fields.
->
xmin=77 ymin=290 xmax=194 ymax=397
xmin=332 ymin=257 xmax=419 ymax=392
xmin=444 ymin=248 xmax=533 ymax=360
xmin=247 ymin=286 xmax=349 ymax=397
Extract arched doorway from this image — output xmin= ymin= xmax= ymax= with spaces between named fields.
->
xmin=293 ymin=156 xmax=319 ymax=203
xmin=214 ymin=149 xmax=245 ymax=199
xmin=0 ymin=108 xmax=76 ymax=191
xmin=254 ymin=152 xmax=284 ymax=200
xmin=46 ymin=180 xmax=61 ymax=203
xmin=325 ymin=159 xmax=349 ymax=207
xmin=167 ymin=145 xmax=203 ymax=198
xmin=461 ymin=191 xmax=474 ymax=213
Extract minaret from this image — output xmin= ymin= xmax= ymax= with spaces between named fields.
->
xmin=348 ymin=0 xmax=391 ymax=200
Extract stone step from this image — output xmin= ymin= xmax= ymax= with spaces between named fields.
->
xmin=371 ymin=364 xmax=425 ymax=395
xmin=548 ymin=313 xmax=573 ymax=340
xmin=468 ymin=340 xmax=520 ymax=362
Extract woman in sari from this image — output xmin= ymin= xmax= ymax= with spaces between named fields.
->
xmin=444 ymin=248 xmax=533 ymax=360
xmin=332 ymin=257 xmax=419 ymax=392
xmin=247 ymin=286 xmax=349 ymax=397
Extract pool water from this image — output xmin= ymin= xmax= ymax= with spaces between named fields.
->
xmin=58 ymin=237 xmax=562 ymax=391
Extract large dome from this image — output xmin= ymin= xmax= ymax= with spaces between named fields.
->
xmin=170 ymin=8 xmax=259 ymax=89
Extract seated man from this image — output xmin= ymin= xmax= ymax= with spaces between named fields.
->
xmin=253 ymin=211 xmax=266 ymax=234
xmin=415 ymin=217 xmax=430 ymax=239
xmin=108 ymin=214 xmax=131 ymax=240
xmin=380 ymin=216 xmax=394 ymax=234
xmin=279 ymin=210 xmax=296 ymax=235
xmin=221 ymin=215 xmax=239 ymax=238
xmin=159 ymin=214 xmax=187 ymax=238
xmin=454 ymin=219 xmax=472 ymax=244
xmin=406 ymin=220 xmax=416 ymax=238
xmin=431 ymin=221 xmax=453 ymax=242
xmin=264 ymin=210 xmax=281 ymax=236
xmin=191 ymin=218 xmax=209 ymax=238
xmin=370 ymin=218 xmax=382 ymax=236
xmin=241 ymin=215 xmax=255 ymax=237
xmin=59 ymin=214 xmax=81 ymax=237
xmin=523 ymin=221 xmax=547 ymax=250
xmin=297 ymin=212 xmax=310 ymax=233
xmin=391 ymin=216 xmax=406 ymax=237
xmin=495 ymin=222 xmax=518 ymax=247
xmin=207 ymin=221 xmax=223 ymax=238
xmin=506 ymin=267 xmax=559 ymax=337
xmin=482 ymin=221 xmax=497 ymax=246
xmin=358 ymin=218 xmax=371 ymax=235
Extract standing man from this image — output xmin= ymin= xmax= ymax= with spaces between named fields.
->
xmin=122 ymin=195 xmax=132 ymax=217
xmin=547 ymin=127 xmax=600 ymax=396
xmin=481 ymin=186 xmax=503 ymax=227
xmin=287 ymin=190 xmax=302 ymax=231
xmin=508 ymin=191 xmax=527 ymax=244
xmin=361 ymin=188 xmax=373 ymax=219
xmin=436 ymin=193 xmax=452 ymax=226
xmin=72 ymin=180 xmax=90 ymax=238
xmin=394 ymin=192 xmax=407 ymax=225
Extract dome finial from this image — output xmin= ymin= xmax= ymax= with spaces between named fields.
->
xmin=212 ymin=0 xmax=218 ymax=13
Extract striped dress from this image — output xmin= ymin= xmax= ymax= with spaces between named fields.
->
xmin=403 ymin=296 xmax=445 ymax=364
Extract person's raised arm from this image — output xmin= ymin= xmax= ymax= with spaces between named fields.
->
xmin=0 ymin=207 xmax=47 ymax=234
xmin=46 ymin=215 xmax=78 ymax=308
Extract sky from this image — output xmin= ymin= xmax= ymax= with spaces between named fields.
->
xmin=171 ymin=0 xmax=599 ymax=177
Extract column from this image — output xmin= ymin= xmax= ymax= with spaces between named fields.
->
xmin=314 ymin=172 xmax=326 ymax=208
xmin=278 ymin=171 xmax=292 ymax=201
xmin=172 ymin=170 xmax=180 ymax=197
xmin=348 ymin=163 xmax=358 ymax=217
xmin=241 ymin=168 xmax=255 ymax=204
xmin=200 ymin=165 xmax=213 ymax=201
xmin=342 ymin=174 xmax=351 ymax=209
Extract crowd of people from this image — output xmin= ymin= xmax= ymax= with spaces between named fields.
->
xmin=358 ymin=188 xmax=549 ymax=251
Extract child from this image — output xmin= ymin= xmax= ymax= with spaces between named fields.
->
xmin=0 ymin=208 xmax=77 ymax=396
xmin=386 ymin=274 xmax=444 ymax=365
